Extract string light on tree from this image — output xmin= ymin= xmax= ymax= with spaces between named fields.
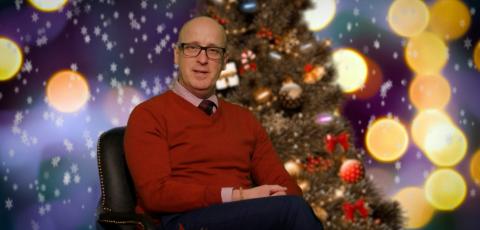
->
xmin=428 ymin=0 xmax=471 ymax=40
xmin=423 ymin=123 xmax=467 ymax=167
xmin=387 ymin=0 xmax=430 ymax=37
xmin=0 ymin=37 xmax=23 ymax=81
xmin=303 ymin=0 xmax=336 ymax=32
xmin=405 ymin=31 xmax=448 ymax=74
xmin=332 ymin=48 xmax=368 ymax=93
xmin=28 ymin=0 xmax=68 ymax=12
xmin=425 ymin=169 xmax=467 ymax=211
xmin=392 ymin=187 xmax=435 ymax=229
xmin=409 ymin=74 xmax=451 ymax=110
xmin=46 ymin=70 xmax=90 ymax=113
xmin=411 ymin=109 xmax=453 ymax=150
xmin=470 ymin=149 xmax=480 ymax=186
xmin=365 ymin=118 xmax=409 ymax=162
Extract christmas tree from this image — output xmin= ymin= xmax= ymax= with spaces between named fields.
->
xmin=198 ymin=0 xmax=403 ymax=229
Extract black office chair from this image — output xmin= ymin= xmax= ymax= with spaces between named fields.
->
xmin=96 ymin=127 xmax=156 ymax=230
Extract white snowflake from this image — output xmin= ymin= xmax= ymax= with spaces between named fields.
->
xmin=141 ymin=0 xmax=148 ymax=9
xmin=124 ymin=67 xmax=131 ymax=76
xmin=110 ymin=63 xmax=117 ymax=72
xmin=70 ymin=63 xmax=78 ymax=71
xmin=101 ymin=33 xmax=108 ymax=42
xmin=353 ymin=7 xmax=360 ymax=16
xmin=32 ymin=220 xmax=39 ymax=230
xmin=464 ymin=37 xmax=472 ymax=49
xmin=63 ymin=172 xmax=71 ymax=185
xmin=5 ymin=198 xmax=13 ymax=210
xmin=156 ymin=24 xmax=165 ymax=34
xmin=380 ymin=80 xmax=392 ymax=98
xmin=39 ymin=206 xmax=45 ymax=216
xmin=55 ymin=116 xmax=64 ymax=127
xmin=85 ymin=137 xmax=93 ymax=149
xmin=54 ymin=188 xmax=60 ymax=197
xmin=23 ymin=59 xmax=33 ymax=73
xmin=80 ymin=26 xmax=87 ymax=35
xmin=32 ymin=12 xmax=39 ymax=22
xmin=106 ymin=41 xmax=113 ymax=50
xmin=74 ymin=174 xmax=81 ymax=184
xmin=154 ymin=44 xmax=162 ymax=54
xmin=84 ymin=35 xmax=91 ymax=43
xmin=373 ymin=40 xmax=380 ymax=49
xmin=93 ymin=26 xmax=101 ymax=36
xmin=70 ymin=164 xmax=79 ymax=174
xmin=63 ymin=139 xmax=73 ymax=152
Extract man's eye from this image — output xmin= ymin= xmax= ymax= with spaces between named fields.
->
xmin=208 ymin=48 xmax=221 ymax=54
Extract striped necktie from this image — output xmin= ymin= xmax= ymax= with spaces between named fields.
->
xmin=198 ymin=100 xmax=216 ymax=115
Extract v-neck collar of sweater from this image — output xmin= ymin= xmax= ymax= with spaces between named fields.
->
xmin=167 ymin=90 xmax=223 ymax=120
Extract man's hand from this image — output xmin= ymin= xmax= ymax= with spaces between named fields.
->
xmin=232 ymin=185 xmax=287 ymax=201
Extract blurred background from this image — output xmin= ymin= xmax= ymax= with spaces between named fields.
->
xmin=0 ymin=0 xmax=479 ymax=229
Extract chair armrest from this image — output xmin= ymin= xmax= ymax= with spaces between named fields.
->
xmin=98 ymin=212 xmax=157 ymax=230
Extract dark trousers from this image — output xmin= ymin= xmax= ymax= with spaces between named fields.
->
xmin=158 ymin=195 xmax=324 ymax=230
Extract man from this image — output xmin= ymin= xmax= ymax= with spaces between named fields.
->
xmin=124 ymin=16 xmax=323 ymax=230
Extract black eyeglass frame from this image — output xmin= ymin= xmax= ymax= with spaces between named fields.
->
xmin=177 ymin=42 xmax=226 ymax=60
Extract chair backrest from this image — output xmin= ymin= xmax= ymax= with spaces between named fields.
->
xmin=97 ymin=127 xmax=137 ymax=213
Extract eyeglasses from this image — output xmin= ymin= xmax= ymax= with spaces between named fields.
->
xmin=178 ymin=43 xmax=226 ymax=60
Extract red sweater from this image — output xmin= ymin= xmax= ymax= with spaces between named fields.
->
xmin=124 ymin=90 xmax=302 ymax=215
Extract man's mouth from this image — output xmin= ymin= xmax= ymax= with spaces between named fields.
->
xmin=193 ymin=69 xmax=209 ymax=74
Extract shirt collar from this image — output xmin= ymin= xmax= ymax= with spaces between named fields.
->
xmin=172 ymin=80 xmax=218 ymax=107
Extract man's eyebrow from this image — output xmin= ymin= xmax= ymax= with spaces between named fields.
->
xmin=182 ymin=41 xmax=225 ymax=47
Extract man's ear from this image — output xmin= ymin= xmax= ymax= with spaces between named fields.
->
xmin=174 ymin=46 xmax=179 ymax=65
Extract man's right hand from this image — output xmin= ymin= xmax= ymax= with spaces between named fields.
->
xmin=232 ymin=185 xmax=287 ymax=201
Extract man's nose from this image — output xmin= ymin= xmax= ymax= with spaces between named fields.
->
xmin=197 ymin=49 xmax=209 ymax=64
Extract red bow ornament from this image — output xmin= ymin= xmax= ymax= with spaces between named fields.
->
xmin=324 ymin=132 xmax=349 ymax=153
xmin=343 ymin=199 xmax=369 ymax=222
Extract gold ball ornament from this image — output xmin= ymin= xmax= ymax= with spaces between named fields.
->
xmin=284 ymin=160 xmax=302 ymax=177
xmin=312 ymin=205 xmax=329 ymax=222
xmin=253 ymin=87 xmax=273 ymax=104
xmin=279 ymin=79 xmax=303 ymax=109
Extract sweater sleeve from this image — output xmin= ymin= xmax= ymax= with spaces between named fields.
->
xmin=124 ymin=105 xmax=222 ymax=213
xmin=249 ymin=114 xmax=303 ymax=196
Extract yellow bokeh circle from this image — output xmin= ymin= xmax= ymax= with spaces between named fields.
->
xmin=303 ymin=0 xmax=336 ymax=32
xmin=470 ymin=149 xmax=480 ymax=186
xmin=474 ymin=41 xmax=480 ymax=71
xmin=429 ymin=0 xmax=471 ymax=40
xmin=392 ymin=187 xmax=435 ymax=229
xmin=411 ymin=109 xmax=452 ymax=150
xmin=366 ymin=118 xmax=409 ymax=162
xmin=0 ymin=37 xmax=23 ymax=81
xmin=425 ymin=169 xmax=467 ymax=211
xmin=46 ymin=70 xmax=90 ymax=113
xmin=423 ymin=123 xmax=467 ymax=167
xmin=387 ymin=0 xmax=430 ymax=37
xmin=333 ymin=48 xmax=368 ymax=93
xmin=28 ymin=0 xmax=68 ymax=12
xmin=409 ymin=74 xmax=451 ymax=110
xmin=405 ymin=32 xmax=448 ymax=74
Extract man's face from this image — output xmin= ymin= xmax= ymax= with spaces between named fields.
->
xmin=174 ymin=18 xmax=227 ymax=98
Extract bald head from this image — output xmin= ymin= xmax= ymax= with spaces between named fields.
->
xmin=178 ymin=16 xmax=227 ymax=47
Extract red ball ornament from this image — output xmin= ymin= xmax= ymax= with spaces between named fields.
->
xmin=339 ymin=159 xmax=364 ymax=183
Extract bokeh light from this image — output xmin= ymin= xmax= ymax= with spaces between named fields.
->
xmin=392 ymin=187 xmax=435 ymax=229
xmin=332 ymin=48 xmax=368 ymax=93
xmin=405 ymin=32 xmax=448 ymax=74
xmin=425 ymin=169 xmax=467 ymax=211
xmin=354 ymin=57 xmax=383 ymax=99
xmin=411 ymin=109 xmax=452 ymax=150
xmin=470 ymin=149 xmax=480 ymax=186
xmin=423 ymin=123 xmax=467 ymax=167
xmin=387 ymin=0 xmax=429 ymax=37
xmin=28 ymin=0 xmax=68 ymax=12
xmin=409 ymin=74 xmax=451 ymax=110
xmin=428 ymin=0 xmax=471 ymax=40
xmin=0 ymin=37 xmax=23 ymax=81
xmin=303 ymin=0 xmax=336 ymax=32
xmin=46 ymin=70 xmax=90 ymax=113
xmin=366 ymin=118 xmax=409 ymax=162
xmin=474 ymin=41 xmax=480 ymax=71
